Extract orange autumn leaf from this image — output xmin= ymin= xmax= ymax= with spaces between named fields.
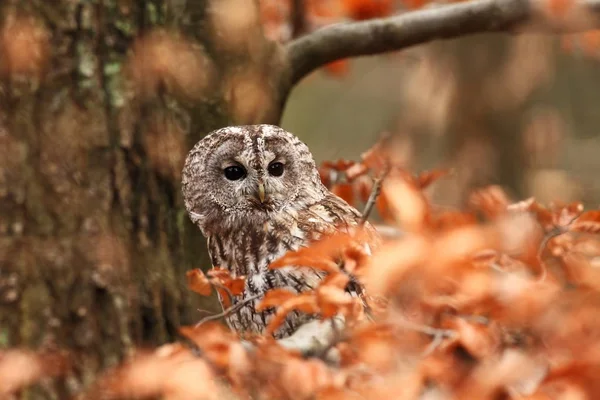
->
xmin=342 ymin=0 xmax=393 ymax=20
xmin=264 ymin=293 xmax=320 ymax=335
xmin=316 ymin=276 xmax=361 ymax=319
xmin=381 ymin=177 xmax=429 ymax=232
xmin=360 ymin=134 xmax=391 ymax=174
xmin=569 ymin=210 xmax=600 ymax=233
xmin=331 ymin=183 xmax=355 ymax=206
xmin=226 ymin=277 xmax=246 ymax=296
xmin=431 ymin=210 xmax=478 ymax=231
xmin=186 ymin=269 xmax=212 ymax=296
xmin=256 ymin=288 xmax=298 ymax=311
xmin=375 ymin=190 xmax=395 ymax=223
xmin=323 ymin=59 xmax=350 ymax=77
xmin=207 ymin=267 xmax=246 ymax=296
xmin=318 ymin=165 xmax=333 ymax=187
xmin=269 ymin=230 xmax=372 ymax=273
xmin=216 ymin=287 xmax=233 ymax=308
xmin=270 ymin=254 xmax=340 ymax=274
xmin=468 ymin=185 xmax=511 ymax=220
xmin=0 ymin=350 xmax=70 ymax=396
xmin=553 ymin=201 xmax=584 ymax=228
xmin=345 ymin=162 xmax=369 ymax=181
xmin=441 ymin=316 xmax=500 ymax=359
xmin=355 ymin=175 xmax=374 ymax=203
xmin=417 ymin=168 xmax=451 ymax=189
xmin=402 ymin=0 xmax=428 ymax=9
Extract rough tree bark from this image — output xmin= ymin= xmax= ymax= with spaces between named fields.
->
xmin=0 ymin=1 xmax=285 ymax=396
xmin=1 ymin=0 xmax=600 ymax=397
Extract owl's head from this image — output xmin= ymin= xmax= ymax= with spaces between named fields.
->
xmin=182 ymin=124 xmax=326 ymax=234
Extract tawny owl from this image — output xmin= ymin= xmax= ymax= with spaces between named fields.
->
xmin=182 ymin=124 xmax=377 ymax=339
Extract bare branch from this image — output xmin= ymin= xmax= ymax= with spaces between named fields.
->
xmin=195 ymin=294 xmax=262 ymax=328
xmin=360 ymin=168 xmax=389 ymax=225
xmin=285 ymin=0 xmax=600 ymax=85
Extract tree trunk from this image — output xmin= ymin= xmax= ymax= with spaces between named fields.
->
xmin=0 ymin=1 xmax=285 ymax=396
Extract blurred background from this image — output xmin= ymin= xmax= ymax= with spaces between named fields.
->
xmin=283 ymin=35 xmax=600 ymax=208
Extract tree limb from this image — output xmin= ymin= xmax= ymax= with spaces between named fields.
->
xmin=285 ymin=0 xmax=600 ymax=86
xmin=195 ymin=294 xmax=262 ymax=328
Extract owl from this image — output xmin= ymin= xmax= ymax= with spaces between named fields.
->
xmin=182 ymin=124 xmax=377 ymax=339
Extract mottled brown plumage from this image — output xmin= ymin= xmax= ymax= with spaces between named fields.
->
xmin=182 ymin=125 xmax=376 ymax=339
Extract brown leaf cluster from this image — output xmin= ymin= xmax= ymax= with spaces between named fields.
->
xmin=82 ymin=343 xmax=223 ymax=400
xmin=11 ymin=143 xmax=600 ymax=400
xmin=319 ymin=134 xmax=449 ymax=224
xmin=187 ymin=267 xmax=246 ymax=308
xmin=0 ymin=349 xmax=69 ymax=397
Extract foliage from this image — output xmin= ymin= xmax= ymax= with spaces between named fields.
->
xmin=5 ymin=134 xmax=600 ymax=399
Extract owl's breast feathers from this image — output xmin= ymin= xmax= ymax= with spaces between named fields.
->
xmin=205 ymin=193 xmax=376 ymax=338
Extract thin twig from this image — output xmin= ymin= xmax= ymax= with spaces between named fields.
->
xmin=213 ymin=282 xmax=234 ymax=303
xmin=536 ymin=211 xmax=582 ymax=282
xmin=195 ymin=294 xmax=262 ymax=328
xmin=396 ymin=318 xmax=456 ymax=356
xmin=536 ymin=227 xmax=564 ymax=282
xmin=398 ymin=318 xmax=456 ymax=338
xmin=360 ymin=169 xmax=389 ymax=225
xmin=421 ymin=331 xmax=446 ymax=357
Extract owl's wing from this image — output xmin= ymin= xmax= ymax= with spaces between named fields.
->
xmin=301 ymin=192 xmax=380 ymax=249
xmin=297 ymin=193 xmax=380 ymax=315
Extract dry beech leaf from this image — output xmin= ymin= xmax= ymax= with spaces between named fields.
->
xmin=256 ymin=288 xmax=298 ymax=311
xmin=186 ymin=269 xmax=212 ymax=296
xmin=570 ymin=210 xmax=600 ymax=233
xmin=346 ymin=162 xmax=369 ymax=181
xmin=375 ymin=190 xmax=395 ymax=222
xmin=264 ymin=293 xmax=320 ymax=335
xmin=269 ymin=230 xmax=373 ymax=274
xmin=553 ymin=201 xmax=584 ymax=228
xmin=417 ymin=168 xmax=451 ymax=189
xmin=207 ymin=267 xmax=246 ymax=296
xmin=360 ymin=134 xmax=391 ymax=174
xmin=323 ymin=59 xmax=350 ymax=77
xmin=331 ymin=183 xmax=355 ymax=206
xmin=280 ymin=357 xmax=336 ymax=399
xmin=442 ymin=317 xmax=500 ymax=360
xmin=431 ymin=210 xmax=478 ymax=231
xmin=469 ymin=185 xmax=511 ymax=220
xmin=381 ymin=177 xmax=429 ymax=232
xmin=0 ymin=350 xmax=69 ymax=396
xmin=90 ymin=344 xmax=219 ymax=400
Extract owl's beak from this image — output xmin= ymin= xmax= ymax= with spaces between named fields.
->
xmin=257 ymin=183 xmax=266 ymax=203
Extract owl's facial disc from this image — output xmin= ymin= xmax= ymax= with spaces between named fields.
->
xmin=220 ymin=159 xmax=281 ymax=211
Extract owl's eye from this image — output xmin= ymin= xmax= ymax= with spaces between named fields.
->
xmin=268 ymin=162 xmax=284 ymax=177
xmin=223 ymin=165 xmax=246 ymax=181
